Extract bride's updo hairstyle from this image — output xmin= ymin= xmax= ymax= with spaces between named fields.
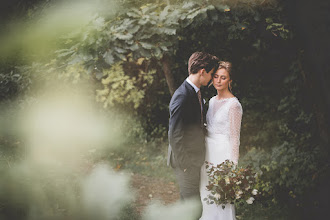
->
xmin=188 ymin=52 xmax=219 ymax=75
xmin=218 ymin=61 xmax=232 ymax=79
xmin=216 ymin=61 xmax=233 ymax=91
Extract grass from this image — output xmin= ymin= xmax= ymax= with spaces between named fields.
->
xmin=97 ymin=138 xmax=176 ymax=181
xmin=99 ymin=137 xmax=295 ymax=220
xmin=236 ymin=202 xmax=291 ymax=220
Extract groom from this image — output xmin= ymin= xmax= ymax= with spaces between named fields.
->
xmin=167 ymin=52 xmax=219 ymax=205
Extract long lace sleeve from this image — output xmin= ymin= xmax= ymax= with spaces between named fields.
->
xmin=229 ymin=101 xmax=243 ymax=164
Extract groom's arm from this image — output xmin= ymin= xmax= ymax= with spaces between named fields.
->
xmin=169 ymin=93 xmax=189 ymax=171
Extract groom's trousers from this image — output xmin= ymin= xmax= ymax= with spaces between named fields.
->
xmin=174 ymin=165 xmax=201 ymax=200
xmin=173 ymin=164 xmax=203 ymax=218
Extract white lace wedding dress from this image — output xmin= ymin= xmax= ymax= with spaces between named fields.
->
xmin=199 ymin=96 xmax=243 ymax=220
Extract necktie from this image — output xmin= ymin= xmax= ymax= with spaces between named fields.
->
xmin=197 ymin=90 xmax=203 ymax=127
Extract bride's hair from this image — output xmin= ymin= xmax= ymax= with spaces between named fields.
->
xmin=218 ymin=61 xmax=232 ymax=78
xmin=208 ymin=61 xmax=233 ymax=88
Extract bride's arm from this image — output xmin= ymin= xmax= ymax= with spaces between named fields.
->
xmin=229 ymin=102 xmax=243 ymax=164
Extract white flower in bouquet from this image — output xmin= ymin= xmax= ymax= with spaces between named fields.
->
xmin=246 ymin=197 xmax=255 ymax=204
xmin=252 ymin=189 xmax=258 ymax=195
xmin=235 ymin=190 xmax=243 ymax=199
xmin=214 ymin=193 xmax=221 ymax=200
xmin=204 ymin=160 xmax=258 ymax=207
xmin=225 ymin=176 xmax=230 ymax=185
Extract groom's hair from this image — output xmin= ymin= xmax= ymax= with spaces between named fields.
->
xmin=188 ymin=52 xmax=219 ymax=75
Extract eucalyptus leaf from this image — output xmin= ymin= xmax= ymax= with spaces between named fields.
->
xmin=153 ymin=47 xmax=162 ymax=58
xmin=129 ymin=43 xmax=139 ymax=51
xmin=127 ymin=11 xmax=140 ymax=18
xmin=103 ymin=51 xmax=115 ymax=65
xmin=140 ymin=42 xmax=153 ymax=49
xmin=160 ymin=5 xmax=170 ymax=21
xmin=115 ymin=32 xmax=133 ymax=40
xmin=115 ymin=53 xmax=127 ymax=61
xmin=138 ymin=19 xmax=148 ymax=25
xmin=214 ymin=4 xmax=230 ymax=12
xmin=128 ymin=43 xmax=139 ymax=51
xmin=68 ymin=56 xmax=83 ymax=65
xmin=139 ymin=48 xmax=151 ymax=58
xmin=161 ymin=28 xmax=176 ymax=35
xmin=127 ymin=25 xmax=140 ymax=34
xmin=187 ymin=9 xmax=200 ymax=20
xmin=182 ymin=2 xmax=196 ymax=9
xmin=138 ymin=33 xmax=154 ymax=39
xmin=56 ymin=49 xmax=75 ymax=58
xmin=160 ymin=46 xmax=168 ymax=51
xmin=114 ymin=47 xmax=127 ymax=53
xmin=82 ymin=54 xmax=93 ymax=62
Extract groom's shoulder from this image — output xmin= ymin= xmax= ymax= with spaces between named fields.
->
xmin=172 ymin=80 xmax=188 ymax=95
xmin=170 ymin=81 xmax=190 ymax=104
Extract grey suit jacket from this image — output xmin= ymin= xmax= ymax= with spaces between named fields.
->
xmin=167 ymin=80 xmax=207 ymax=170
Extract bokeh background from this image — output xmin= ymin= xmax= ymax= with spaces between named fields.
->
xmin=1 ymin=0 xmax=329 ymax=219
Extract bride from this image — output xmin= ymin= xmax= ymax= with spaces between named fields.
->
xmin=199 ymin=61 xmax=243 ymax=220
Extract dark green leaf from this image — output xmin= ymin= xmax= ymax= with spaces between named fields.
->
xmin=140 ymin=42 xmax=153 ymax=49
xmin=103 ymin=51 xmax=115 ymax=65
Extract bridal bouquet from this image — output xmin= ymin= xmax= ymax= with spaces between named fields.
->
xmin=203 ymin=160 xmax=258 ymax=209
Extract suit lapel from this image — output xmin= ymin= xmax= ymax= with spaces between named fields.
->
xmin=184 ymin=80 xmax=199 ymax=106
xmin=201 ymin=92 xmax=207 ymax=124
xmin=184 ymin=80 xmax=205 ymax=124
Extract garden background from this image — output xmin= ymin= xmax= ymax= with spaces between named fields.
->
xmin=0 ymin=0 xmax=329 ymax=219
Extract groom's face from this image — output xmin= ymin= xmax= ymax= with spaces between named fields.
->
xmin=201 ymin=68 xmax=214 ymax=86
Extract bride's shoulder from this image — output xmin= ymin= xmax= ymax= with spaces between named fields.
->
xmin=208 ymin=96 xmax=217 ymax=103
xmin=231 ymin=97 xmax=243 ymax=110
xmin=233 ymin=97 xmax=241 ymax=104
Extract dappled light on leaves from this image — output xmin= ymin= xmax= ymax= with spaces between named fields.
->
xmin=19 ymin=89 xmax=116 ymax=168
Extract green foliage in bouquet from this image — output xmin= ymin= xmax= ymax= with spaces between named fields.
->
xmin=204 ymin=160 xmax=259 ymax=209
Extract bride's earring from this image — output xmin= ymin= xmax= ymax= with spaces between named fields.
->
xmin=229 ymin=82 xmax=232 ymax=92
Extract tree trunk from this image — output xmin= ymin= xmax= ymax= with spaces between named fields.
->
xmin=161 ymin=54 xmax=176 ymax=96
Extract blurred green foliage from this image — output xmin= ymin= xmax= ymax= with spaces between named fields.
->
xmin=1 ymin=0 xmax=329 ymax=219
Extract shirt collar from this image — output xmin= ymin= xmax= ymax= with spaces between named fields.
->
xmin=186 ymin=77 xmax=200 ymax=93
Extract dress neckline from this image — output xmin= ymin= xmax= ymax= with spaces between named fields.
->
xmin=214 ymin=96 xmax=236 ymax=101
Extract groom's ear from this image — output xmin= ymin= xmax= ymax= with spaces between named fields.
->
xmin=199 ymin=68 xmax=205 ymax=75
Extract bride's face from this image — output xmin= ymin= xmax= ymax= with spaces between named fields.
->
xmin=212 ymin=68 xmax=231 ymax=91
